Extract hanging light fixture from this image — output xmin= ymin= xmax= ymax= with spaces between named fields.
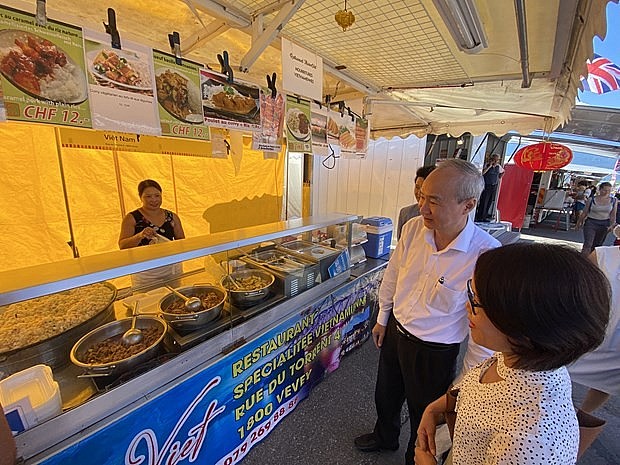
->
xmin=335 ymin=0 xmax=355 ymax=32
xmin=431 ymin=0 xmax=487 ymax=53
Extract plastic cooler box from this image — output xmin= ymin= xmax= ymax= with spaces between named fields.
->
xmin=0 ymin=364 xmax=62 ymax=434
xmin=360 ymin=217 xmax=393 ymax=258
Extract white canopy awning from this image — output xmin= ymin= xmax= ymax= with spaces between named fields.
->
xmin=2 ymin=0 xmax=616 ymax=138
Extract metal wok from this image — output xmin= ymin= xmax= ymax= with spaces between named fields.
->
xmin=158 ymin=285 xmax=226 ymax=331
xmin=220 ymin=269 xmax=275 ymax=308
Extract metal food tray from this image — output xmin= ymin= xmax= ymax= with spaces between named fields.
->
xmin=277 ymin=240 xmax=342 ymax=281
xmin=240 ymin=250 xmax=319 ymax=298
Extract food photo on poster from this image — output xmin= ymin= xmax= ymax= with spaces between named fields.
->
xmin=201 ymin=69 xmax=261 ymax=131
xmin=83 ymin=29 xmax=160 ymax=135
xmin=252 ymin=91 xmax=284 ymax=152
xmin=310 ymin=101 xmax=328 ymax=157
xmin=338 ymin=114 xmax=357 ymax=157
xmin=285 ymin=95 xmax=311 ymax=152
xmin=88 ymin=48 xmax=152 ymax=95
xmin=0 ymin=5 xmax=91 ymax=127
xmin=355 ymin=117 xmax=369 ymax=157
xmin=153 ymin=50 xmax=208 ymax=140
xmin=326 ymin=111 xmax=340 ymax=147
xmin=156 ymin=69 xmax=202 ymax=123
xmin=285 ymin=108 xmax=310 ymax=142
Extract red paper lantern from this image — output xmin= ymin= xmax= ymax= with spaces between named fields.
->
xmin=513 ymin=142 xmax=573 ymax=171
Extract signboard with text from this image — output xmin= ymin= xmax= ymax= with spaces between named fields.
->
xmin=281 ymin=38 xmax=323 ymax=102
xmin=39 ymin=272 xmax=381 ymax=465
xmin=0 ymin=6 xmax=91 ymax=127
xmin=83 ymin=29 xmax=160 ymax=135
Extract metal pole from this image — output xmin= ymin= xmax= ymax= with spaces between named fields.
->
xmin=112 ymin=149 xmax=126 ymax=218
xmin=53 ymin=127 xmax=79 ymax=258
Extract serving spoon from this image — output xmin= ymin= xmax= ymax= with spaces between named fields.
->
xmin=122 ymin=302 xmax=144 ymax=345
xmin=165 ymin=285 xmax=203 ymax=312
xmin=219 ymin=262 xmax=241 ymax=289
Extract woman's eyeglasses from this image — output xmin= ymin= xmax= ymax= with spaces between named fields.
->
xmin=466 ymin=279 xmax=483 ymax=315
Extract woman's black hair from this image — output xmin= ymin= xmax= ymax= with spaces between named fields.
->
xmin=474 ymin=242 xmax=610 ymax=371
xmin=138 ymin=179 xmax=162 ymax=197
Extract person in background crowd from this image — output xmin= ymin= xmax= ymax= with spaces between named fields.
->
xmin=576 ymin=182 xmax=617 ymax=255
xmin=475 ymin=154 xmax=504 ymax=222
xmin=396 ymin=165 xmax=436 ymax=240
xmin=119 ymin=179 xmax=185 ymax=249
xmin=354 ymin=159 xmax=500 ymax=465
xmin=589 ymin=183 xmax=597 ymax=196
xmin=415 ymin=243 xmax=610 ymax=465
xmin=571 ymin=180 xmax=590 ymax=223
xmin=1 ymin=405 xmax=16 ymax=465
xmin=569 ymin=238 xmax=620 ymax=414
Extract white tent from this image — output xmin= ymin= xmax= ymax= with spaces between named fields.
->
xmin=1 ymin=0 xmax=615 ymax=137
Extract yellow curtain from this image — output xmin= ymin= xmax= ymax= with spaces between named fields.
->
xmin=0 ymin=122 xmax=285 ymax=272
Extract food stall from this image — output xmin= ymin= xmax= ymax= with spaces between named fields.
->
xmin=0 ymin=1 xmax=614 ymax=462
xmin=1 ymin=213 xmax=388 ymax=464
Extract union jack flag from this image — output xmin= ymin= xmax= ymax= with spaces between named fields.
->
xmin=581 ymin=54 xmax=620 ymax=94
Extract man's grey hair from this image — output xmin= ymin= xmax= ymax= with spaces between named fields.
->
xmin=434 ymin=159 xmax=485 ymax=202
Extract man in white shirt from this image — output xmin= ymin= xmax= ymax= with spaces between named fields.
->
xmin=354 ymin=159 xmax=500 ymax=464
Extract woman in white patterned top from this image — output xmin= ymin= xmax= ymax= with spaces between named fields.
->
xmin=414 ymin=243 xmax=610 ymax=465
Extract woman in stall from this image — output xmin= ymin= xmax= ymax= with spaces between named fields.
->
xmin=118 ymin=179 xmax=185 ymax=288
xmin=414 ymin=243 xmax=610 ymax=465
xmin=119 ymin=179 xmax=185 ymax=249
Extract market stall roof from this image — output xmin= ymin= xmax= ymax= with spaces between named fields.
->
xmin=556 ymin=105 xmax=620 ymax=141
xmin=4 ymin=0 xmax=616 ymax=137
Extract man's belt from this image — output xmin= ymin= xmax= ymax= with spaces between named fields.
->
xmin=394 ymin=319 xmax=460 ymax=350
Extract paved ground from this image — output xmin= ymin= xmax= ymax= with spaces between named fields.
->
xmin=242 ymin=220 xmax=619 ymax=465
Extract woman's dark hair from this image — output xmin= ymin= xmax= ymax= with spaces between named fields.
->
xmin=474 ymin=243 xmax=610 ymax=371
xmin=138 ymin=179 xmax=162 ymax=196
xmin=599 ymin=182 xmax=611 ymax=190
xmin=415 ymin=165 xmax=436 ymax=181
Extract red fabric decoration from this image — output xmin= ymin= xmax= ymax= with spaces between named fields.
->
xmin=513 ymin=142 xmax=573 ymax=171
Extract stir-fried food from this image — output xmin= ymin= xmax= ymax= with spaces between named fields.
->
xmin=93 ymin=49 xmax=144 ymax=87
xmin=164 ymin=290 xmax=223 ymax=314
xmin=225 ymin=275 xmax=271 ymax=291
xmin=0 ymin=34 xmax=67 ymax=94
xmin=80 ymin=326 xmax=163 ymax=365
xmin=156 ymin=70 xmax=193 ymax=119
xmin=0 ymin=283 xmax=115 ymax=352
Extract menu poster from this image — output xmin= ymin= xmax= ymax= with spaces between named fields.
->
xmin=153 ymin=50 xmax=208 ymax=140
xmin=83 ymin=29 xmax=160 ymax=135
xmin=200 ymin=69 xmax=261 ymax=132
xmin=338 ymin=112 xmax=357 ymax=158
xmin=310 ymin=101 xmax=328 ymax=157
xmin=326 ymin=110 xmax=340 ymax=147
xmin=355 ymin=117 xmax=370 ymax=159
xmin=252 ymin=91 xmax=284 ymax=152
xmin=285 ymin=95 xmax=311 ymax=153
xmin=0 ymin=6 xmax=91 ymax=127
